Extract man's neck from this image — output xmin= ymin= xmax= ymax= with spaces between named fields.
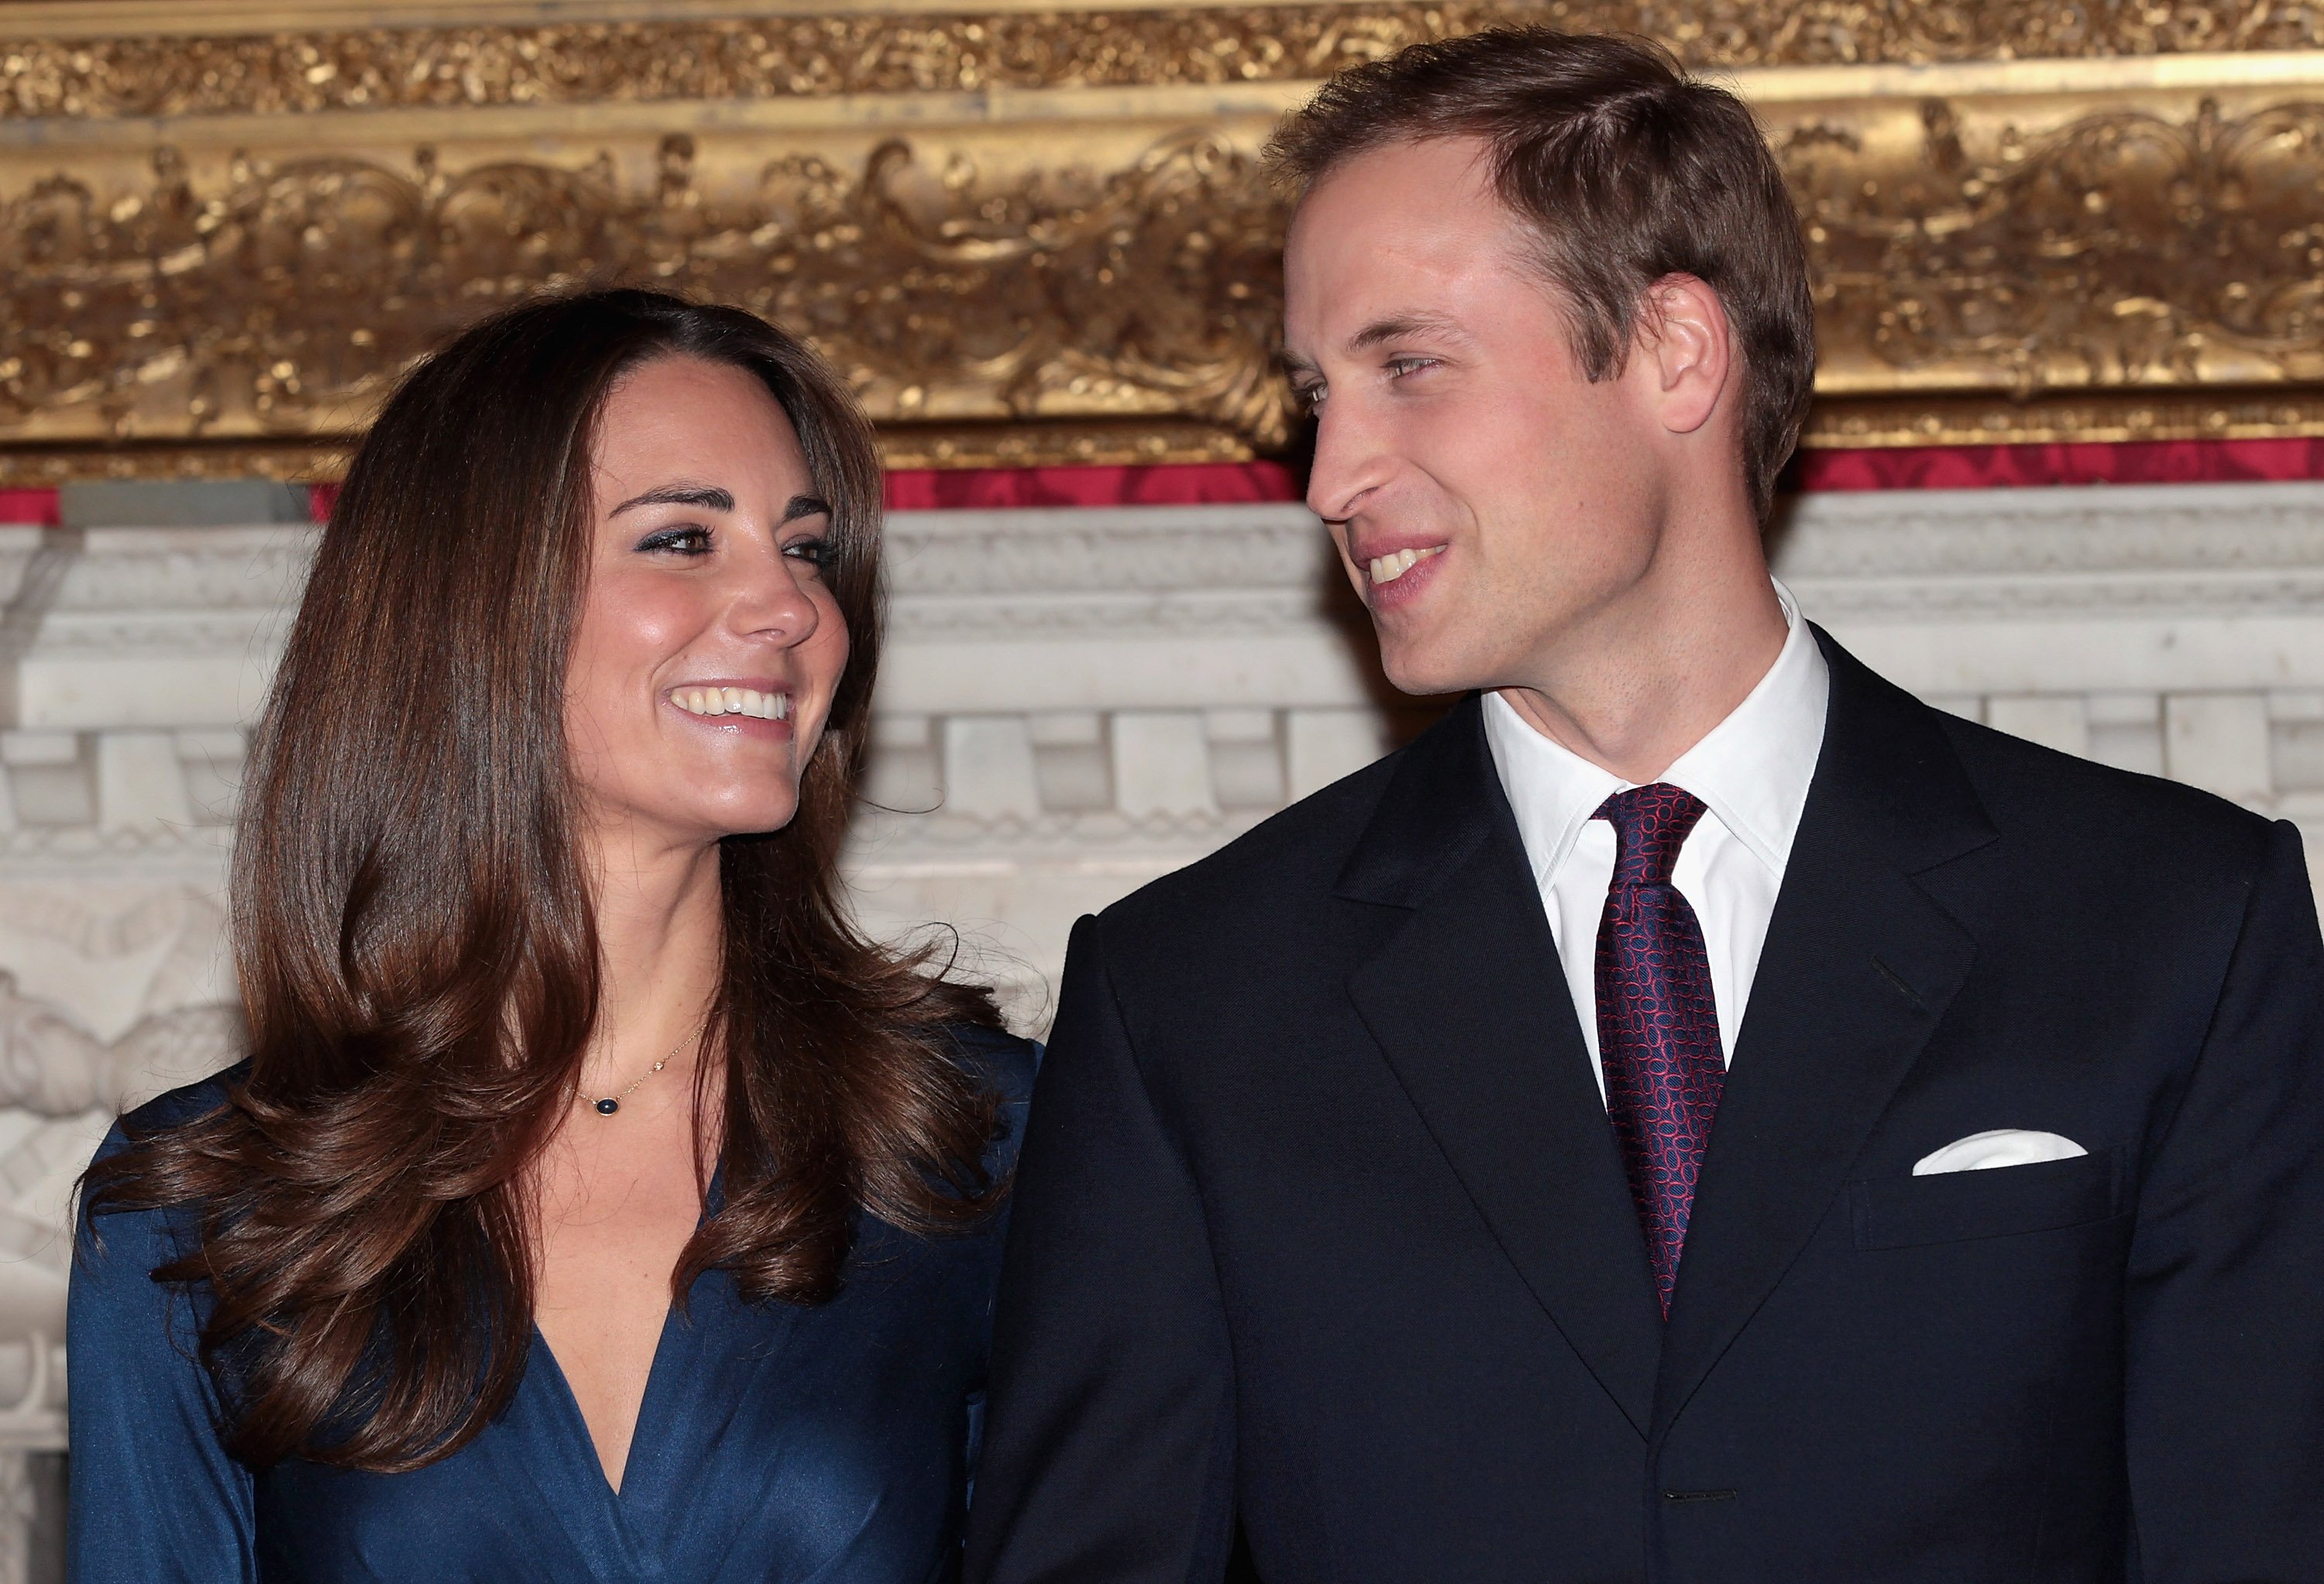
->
xmin=1495 ymin=572 xmax=1789 ymax=785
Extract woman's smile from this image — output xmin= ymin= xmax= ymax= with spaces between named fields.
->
xmin=666 ymin=680 xmax=794 ymax=734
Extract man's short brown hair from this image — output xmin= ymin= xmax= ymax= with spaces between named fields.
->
xmin=1267 ymin=29 xmax=1816 ymax=521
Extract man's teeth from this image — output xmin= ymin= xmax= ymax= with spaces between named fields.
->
xmin=1367 ymin=546 xmax=1445 ymax=585
xmin=672 ymin=686 xmax=789 ymax=722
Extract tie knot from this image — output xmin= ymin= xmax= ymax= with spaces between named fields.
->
xmin=1593 ymin=782 xmax=1707 ymax=887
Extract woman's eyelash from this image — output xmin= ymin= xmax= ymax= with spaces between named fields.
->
xmin=638 ymin=524 xmax=711 ymax=554
xmin=631 ymin=527 xmax=830 ymax=563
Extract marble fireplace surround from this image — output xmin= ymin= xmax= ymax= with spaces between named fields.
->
xmin=0 ymin=477 xmax=2319 ymax=1575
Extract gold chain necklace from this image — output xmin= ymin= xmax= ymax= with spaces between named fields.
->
xmin=585 ymin=1015 xmax=706 ymax=1118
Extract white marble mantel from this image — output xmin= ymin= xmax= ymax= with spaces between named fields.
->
xmin=0 ymin=477 xmax=2321 ymax=1576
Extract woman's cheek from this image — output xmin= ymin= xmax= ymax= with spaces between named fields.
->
xmin=803 ymin=604 xmax=851 ymax=753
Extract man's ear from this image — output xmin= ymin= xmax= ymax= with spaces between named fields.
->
xmin=1642 ymin=273 xmax=1733 ymax=437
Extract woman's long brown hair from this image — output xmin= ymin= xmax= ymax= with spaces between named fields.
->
xmin=80 ymin=290 xmax=1005 ymax=1472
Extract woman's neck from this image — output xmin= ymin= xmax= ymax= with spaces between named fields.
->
xmin=578 ymin=818 xmax=726 ymax=1098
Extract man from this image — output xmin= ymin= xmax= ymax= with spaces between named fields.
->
xmin=964 ymin=30 xmax=2324 ymax=1583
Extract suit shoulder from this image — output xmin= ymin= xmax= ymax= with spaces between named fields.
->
xmin=1092 ymin=747 xmax=1402 ymax=940
xmin=1936 ymin=710 xmax=2277 ymax=872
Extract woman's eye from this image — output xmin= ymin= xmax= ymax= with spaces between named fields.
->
xmin=784 ymin=537 xmax=831 ymax=569
xmin=638 ymin=525 xmax=712 ymax=556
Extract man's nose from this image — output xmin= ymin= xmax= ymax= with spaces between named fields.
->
xmin=1305 ymin=404 xmax=1393 ymax=526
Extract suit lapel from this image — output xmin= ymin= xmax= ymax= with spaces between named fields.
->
xmin=1341 ymin=699 xmax=1664 ymax=1438
xmin=1652 ymin=632 xmax=1996 ymax=1435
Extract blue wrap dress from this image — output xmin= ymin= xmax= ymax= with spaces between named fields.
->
xmin=66 ymin=1027 xmax=1035 ymax=1583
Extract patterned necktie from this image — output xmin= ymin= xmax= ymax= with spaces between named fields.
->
xmin=1593 ymin=783 xmax=1724 ymax=1318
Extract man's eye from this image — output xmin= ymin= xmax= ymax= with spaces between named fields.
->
xmin=1292 ymin=383 xmax=1326 ymax=413
xmin=784 ymin=537 xmax=831 ymax=568
xmin=638 ymin=525 xmax=711 ymax=555
xmin=1386 ymin=357 xmax=1440 ymax=381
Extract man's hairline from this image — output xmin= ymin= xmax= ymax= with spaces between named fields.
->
xmin=1284 ymin=129 xmax=1656 ymax=387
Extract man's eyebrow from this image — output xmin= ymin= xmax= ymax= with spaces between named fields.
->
xmin=781 ymin=494 xmax=832 ymax=524
xmin=1347 ymin=311 xmax=1467 ymax=352
xmin=1279 ymin=349 xmax=1322 ymax=380
xmin=610 ymin=483 xmax=734 ymax=517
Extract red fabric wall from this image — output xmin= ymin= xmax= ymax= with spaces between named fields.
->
xmin=1783 ymin=437 xmax=2324 ymax=493
xmin=9 ymin=437 xmax=2322 ymax=528
xmin=879 ymin=437 xmax=2324 ymax=507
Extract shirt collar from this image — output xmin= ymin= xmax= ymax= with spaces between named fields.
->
xmin=1481 ymin=580 xmax=1831 ymax=888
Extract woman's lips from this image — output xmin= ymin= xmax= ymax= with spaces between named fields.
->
xmin=667 ymin=684 xmax=795 ymax=739
xmin=670 ymin=684 xmax=788 ymax=723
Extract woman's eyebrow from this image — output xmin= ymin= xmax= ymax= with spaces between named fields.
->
xmin=610 ymin=483 xmax=735 ymax=516
xmin=782 ymin=494 xmax=832 ymax=523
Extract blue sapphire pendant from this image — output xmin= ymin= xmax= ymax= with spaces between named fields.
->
xmin=593 ymin=1098 xmax=619 ymax=1115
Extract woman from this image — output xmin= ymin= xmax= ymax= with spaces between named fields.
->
xmin=69 ymin=289 xmax=1034 ymax=1581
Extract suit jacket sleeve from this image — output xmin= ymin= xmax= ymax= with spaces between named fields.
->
xmin=2124 ymin=819 xmax=2324 ymax=1579
xmin=964 ymin=914 xmax=1239 ymax=1584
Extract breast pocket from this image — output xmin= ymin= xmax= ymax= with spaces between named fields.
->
xmin=1850 ymin=1146 xmax=2127 ymax=1252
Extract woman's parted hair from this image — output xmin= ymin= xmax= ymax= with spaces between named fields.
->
xmin=80 ymin=288 xmax=1005 ymax=1472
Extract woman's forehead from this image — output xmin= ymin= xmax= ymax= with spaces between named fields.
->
xmin=592 ymin=359 xmax=812 ymax=507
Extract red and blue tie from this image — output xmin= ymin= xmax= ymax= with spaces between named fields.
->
xmin=1593 ymin=783 xmax=1724 ymax=1318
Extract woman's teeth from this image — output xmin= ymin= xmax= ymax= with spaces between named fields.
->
xmin=1367 ymin=545 xmax=1445 ymax=585
xmin=672 ymin=685 xmax=789 ymax=722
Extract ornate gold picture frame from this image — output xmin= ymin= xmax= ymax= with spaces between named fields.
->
xmin=2 ymin=0 xmax=2320 ymax=479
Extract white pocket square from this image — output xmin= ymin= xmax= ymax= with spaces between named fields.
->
xmin=1913 ymin=1129 xmax=2088 ymax=1176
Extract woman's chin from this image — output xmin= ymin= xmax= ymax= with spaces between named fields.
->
xmin=704 ymin=799 xmax=803 ymax=841
xmin=592 ymin=795 xmax=803 ymax=851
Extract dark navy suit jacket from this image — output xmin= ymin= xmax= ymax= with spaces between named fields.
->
xmin=964 ymin=631 xmax=2324 ymax=1583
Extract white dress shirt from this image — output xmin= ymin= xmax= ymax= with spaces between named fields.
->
xmin=1481 ymin=582 xmax=1831 ymax=1101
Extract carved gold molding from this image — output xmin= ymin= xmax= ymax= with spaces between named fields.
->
xmin=4 ymin=2 xmax=2321 ymax=119
xmin=0 ymin=99 xmax=1300 ymax=472
xmin=2 ymin=4 xmax=2322 ymax=478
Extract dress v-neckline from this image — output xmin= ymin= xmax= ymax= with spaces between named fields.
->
xmin=531 ymin=1301 xmax=688 ymax=1505
xmin=528 ymin=1167 xmax=725 ymax=1511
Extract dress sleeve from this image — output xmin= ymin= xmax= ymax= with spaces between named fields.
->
xmin=67 ymin=1127 xmax=258 ymax=1583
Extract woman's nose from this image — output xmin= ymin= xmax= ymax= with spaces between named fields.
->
xmin=731 ymin=549 xmax=821 ymax=646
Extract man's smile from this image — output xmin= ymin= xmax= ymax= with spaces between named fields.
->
xmin=1366 ymin=545 xmax=1446 ymax=586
